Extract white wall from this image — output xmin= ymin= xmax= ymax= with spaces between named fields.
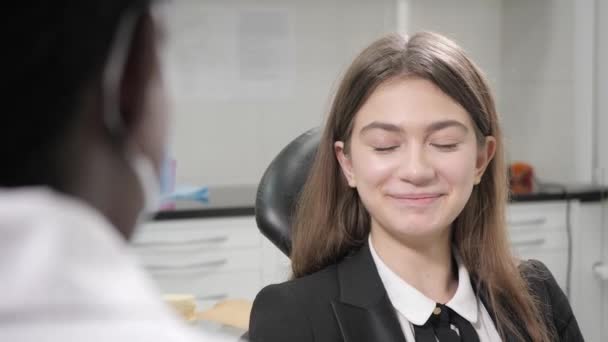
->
xmin=164 ymin=0 xmax=396 ymax=187
xmin=499 ymin=0 xmax=577 ymax=183
xmin=597 ymin=0 xmax=608 ymax=184
xmin=595 ymin=3 xmax=608 ymax=338
xmin=165 ymin=0 xmax=590 ymax=187
xmin=407 ymin=0 xmax=503 ymax=96
xmin=408 ymin=0 xmax=587 ymax=184
xmin=165 ymin=0 xmax=505 ymax=187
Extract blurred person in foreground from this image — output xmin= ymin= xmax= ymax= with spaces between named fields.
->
xmin=1 ymin=1 xmax=233 ymax=341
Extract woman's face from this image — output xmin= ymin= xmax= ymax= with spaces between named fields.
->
xmin=335 ymin=77 xmax=495 ymax=244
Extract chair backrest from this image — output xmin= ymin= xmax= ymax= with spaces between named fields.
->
xmin=254 ymin=128 xmax=321 ymax=256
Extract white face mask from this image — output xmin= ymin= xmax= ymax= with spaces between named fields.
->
xmin=128 ymin=152 xmax=162 ymax=218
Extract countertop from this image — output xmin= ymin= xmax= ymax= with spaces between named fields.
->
xmin=153 ymin=185 xmax=257 ymax=221
xmin=153 ymin=183 xmax=608 ymax=221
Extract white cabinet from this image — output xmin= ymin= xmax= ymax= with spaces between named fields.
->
xmin=507 ymin=201 xmax=570 ymax=291
xmin=131 ymin=216 xmax=265 ymax=310
xmin=508 ymin=200 xmax=608 ymax=341
xmin=603 ymin=212 xmax=608 ymax=342
xmin=261 ymin=237 xmax=291 ymax=284
xmin=570 ymin=201 xmax=607 ymax=342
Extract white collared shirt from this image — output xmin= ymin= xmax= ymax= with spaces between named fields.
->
xmin=369 ymin=236 xmax=502 ymax=342
xmin=0 ymin=187 xmax=232 ymax=342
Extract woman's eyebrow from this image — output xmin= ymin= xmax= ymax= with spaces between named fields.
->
xmin=359 ymin=121 xmax=403 ymax=135
xmin=426 ymin=120 xmax=469 ymax=134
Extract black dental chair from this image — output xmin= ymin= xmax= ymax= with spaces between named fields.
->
xmin=254 ymin=127 xmax=321 ymax=257
xmin=240 ymin=128 xmax=320 ymax=341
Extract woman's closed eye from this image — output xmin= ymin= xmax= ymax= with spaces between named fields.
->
xmin=430 ymin=142 xmax=459 ymax=151
xmin=373 ymin=145 xmax=399 ymax=152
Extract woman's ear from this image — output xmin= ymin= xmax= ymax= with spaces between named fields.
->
xmin=474 ymin=136 xmax=497 ymax=184
xmin=334 ymin=141 xmax=357 ymax=187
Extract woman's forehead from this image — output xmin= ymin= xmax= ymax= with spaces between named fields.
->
xmin=351 ymin=78 xmax=473 ymax=133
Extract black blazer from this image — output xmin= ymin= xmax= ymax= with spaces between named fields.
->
xmin=249 ymin=243 xmax=584 ymax=342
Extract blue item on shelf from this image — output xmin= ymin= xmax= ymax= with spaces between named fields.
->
xmin=163 ymin=186 xmax=209 ymax=203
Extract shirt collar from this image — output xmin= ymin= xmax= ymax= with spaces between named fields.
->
xmin=368 ymin=235 xmax=479 ymax=326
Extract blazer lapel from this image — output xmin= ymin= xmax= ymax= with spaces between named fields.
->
xmin=331 ymin=243 xmax=407 ymax=342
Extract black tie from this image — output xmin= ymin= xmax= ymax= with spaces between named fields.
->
xmin=413 ymin=303 xmax=480 ymax=342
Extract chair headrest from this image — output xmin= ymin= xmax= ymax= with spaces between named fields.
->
xmin=255 ymin=128 xmax=321 ymax=256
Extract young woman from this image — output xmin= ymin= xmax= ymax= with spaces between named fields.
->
xmin=249 ymin=32 xmax=583 ymax=342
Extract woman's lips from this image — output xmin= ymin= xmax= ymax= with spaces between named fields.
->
xmin=386 ymin=193 xmax=444 ymax=207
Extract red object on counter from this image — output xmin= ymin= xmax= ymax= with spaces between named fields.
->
xmin=509 ymin=162 xmax=534 ymax=194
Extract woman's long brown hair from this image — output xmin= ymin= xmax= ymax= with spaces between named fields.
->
xmin=290 ymin=32 xmax=551 ymax=341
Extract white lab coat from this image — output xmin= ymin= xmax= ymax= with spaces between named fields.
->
xmin=0 ymin=187 xmax=235 ymax=342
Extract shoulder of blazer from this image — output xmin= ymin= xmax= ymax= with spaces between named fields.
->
xmin=267 ymin=262 xmax=342 ymax=302
xmin=518 ymin=259 xmax=584 ymax=341
xmin=249 ymin=264 xmax=341 ymax=342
